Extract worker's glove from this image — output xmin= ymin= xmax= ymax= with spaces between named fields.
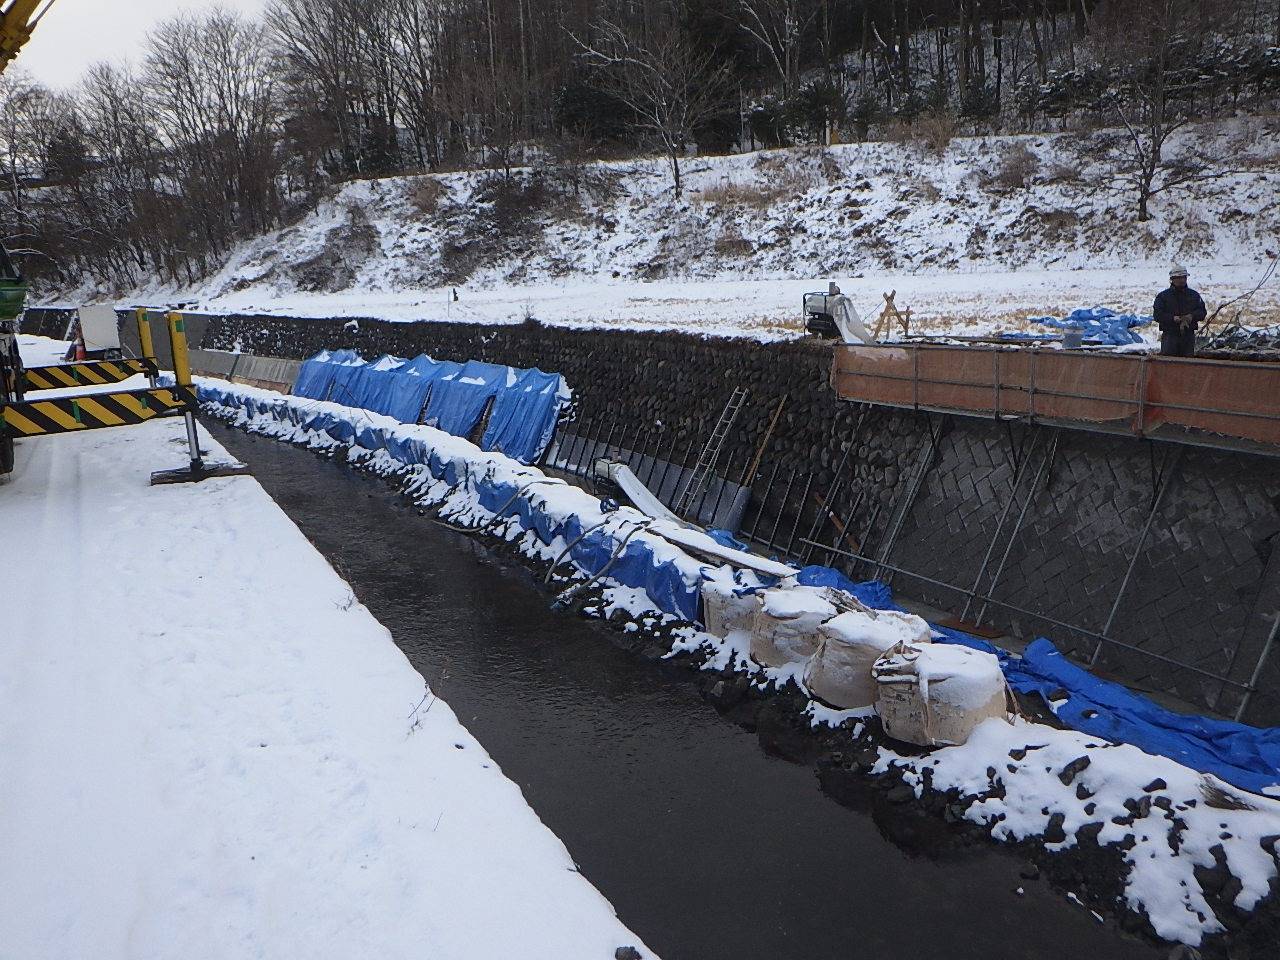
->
xmin=1174 ymin=313 xmax=1191 ymax=328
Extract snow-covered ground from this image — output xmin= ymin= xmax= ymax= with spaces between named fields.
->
xmin=0 ymin=338 xmax=652 ymax=960
xmin=82 ymin=121 xmax=1279 ymax=342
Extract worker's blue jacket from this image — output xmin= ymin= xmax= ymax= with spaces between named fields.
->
xmin=1153 ymin=285 xmax=1207 ymax=331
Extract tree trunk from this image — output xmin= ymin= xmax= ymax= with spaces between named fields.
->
xmin=897 ymin=0 xmax=912 ymax=93
xmin=993 ymin=0 xmax=1005 ymax=105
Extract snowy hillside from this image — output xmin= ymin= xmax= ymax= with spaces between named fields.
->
xmin=132 ymin=120 xmax=1280 ymax=339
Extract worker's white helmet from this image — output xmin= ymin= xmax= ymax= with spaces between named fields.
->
xmin=1169 ymin=264 xmax=1189 ymax=279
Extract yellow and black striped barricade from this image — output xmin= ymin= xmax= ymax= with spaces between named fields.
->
xmin=1 ymin=385 xmax=191 ymax=437
xmin=22 ymin=358 xmax=157 ymax=393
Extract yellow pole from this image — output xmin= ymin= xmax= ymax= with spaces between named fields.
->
xmin=165 ymin=310 xmax=202 ymax=470
xmin=135 ymin=307 xmax=155 ymax=362
xmin=135 ymin=307 xmax=158 ymax=386
xmin=165 ymin=310 xmax=192 ymax=387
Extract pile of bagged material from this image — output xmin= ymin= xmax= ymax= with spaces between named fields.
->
xmin=704 ymin=579 xmax=1011 ymax=746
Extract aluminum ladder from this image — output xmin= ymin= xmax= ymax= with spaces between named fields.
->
xmin=674 ymin=386 xmax=749 ymax=519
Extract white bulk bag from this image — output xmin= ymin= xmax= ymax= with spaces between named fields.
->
xmin=804 ymin=608 xmax=931 ymax=709
xmin=701 ymin=578 xmax=759 ymax=638
xmin=749 ymin=586 xmax=841 ymax=667
xmin=872 ymin=641 xmax=1011 ymax=747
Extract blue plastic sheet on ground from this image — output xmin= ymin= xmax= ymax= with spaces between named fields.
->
xmin=481 ymin=367 xmax=567 ymax=465
xmin=1007 ymin=639 xmax=1280 ymax=797
xmin=423 ymin=360 xmax=509 ymax=438
xmin=1004 ymin=307 xmax=1152 ymax=346
xmin=802 ymin=569 xmax=1280 ymax=795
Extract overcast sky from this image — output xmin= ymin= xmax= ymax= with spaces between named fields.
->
xmin=17 ymin=0 xmax=265 ymax=89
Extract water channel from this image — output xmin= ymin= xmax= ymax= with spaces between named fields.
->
xmin=212 ymin=423 xmax=1162 ymax=960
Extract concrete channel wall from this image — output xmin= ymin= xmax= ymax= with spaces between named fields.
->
xmin=21 ymin=307 xmax=1280 ymax=724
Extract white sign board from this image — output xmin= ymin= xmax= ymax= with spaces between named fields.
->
xmin=77 ymin=304 xmax=121 ymax=353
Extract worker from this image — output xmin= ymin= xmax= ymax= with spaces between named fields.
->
xmin=1153 ymin=264 xmax=1206 ymax=357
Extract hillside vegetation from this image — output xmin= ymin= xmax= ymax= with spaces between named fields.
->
xmin=197 ymin=122 xmax=1278 ymax=300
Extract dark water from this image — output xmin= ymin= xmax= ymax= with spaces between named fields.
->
xmin=213 ymin=423 xmax=1161 ymax=960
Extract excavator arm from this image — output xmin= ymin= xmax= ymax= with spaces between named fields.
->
xmin=0 ymin=0 xmax=54 ymax=76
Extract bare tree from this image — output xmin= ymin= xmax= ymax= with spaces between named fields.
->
xmin=576 ymin=10 xmax=731 ymax=195
xmin=146 ymin=8 xmax=280 ymax=268
xmin=1087 ymin=0 xmax=1247 ymax=220
xmin=734 ymin=0 xmax=818 ymax=99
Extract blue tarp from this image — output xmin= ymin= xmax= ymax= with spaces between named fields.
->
xmin=422 ymin=359 xmax=510 ymax=438
xmin=467 ymin=468 xmax=698 ymax=620
xmin=986 ymin=639 xmax=1280 ymax=798
xmin=798 ymin=568 xmax=1280 ymax=796
xmin=289 ymin=350 xmax=568 ymax=461
xmin=706 ymin=528 xmax=751 ymax=551
xmin=1004 ymin=307 xmax=1152 ymax=346
xmin=294 ymin=349 xmax=363 ymax=401
xmin=319 ymin=357 xmax=370 ymax=407
xmin=383 ymin=355 xmax=461 ymax=424
xmin=481 ymin=367 xmax=568 ymax=465
xmin=344 ymin=355 xmax=406 ymax=414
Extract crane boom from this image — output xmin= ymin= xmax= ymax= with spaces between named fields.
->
xmin=0 ymin=0 xmax=54 ymax=75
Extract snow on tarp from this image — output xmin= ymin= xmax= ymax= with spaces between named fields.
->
xmin=1003 ymin=306 xmax=1152 ymax=346
xmin=797 ymin=568 xmax=1280 ymax=797
xmin=423 ymin=359 xmax=510 ymax=437
xmin=481 ymin=367 xmax=568 ymax=464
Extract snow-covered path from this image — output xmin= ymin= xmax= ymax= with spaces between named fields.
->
xmin=0 ymin=412 xmax=650 ymax=959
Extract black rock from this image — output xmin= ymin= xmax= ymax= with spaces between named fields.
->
xmin=1142 ymin=778 xmax=1167 ymax=793
xmin=615 ymin=947 xmax=643 ymax=960
xmin=885 ymin=783 xmax=915 ymax=804
xmin=1076 ymin=822 xmax=1105 ymax=845
xmin=1044 ymin=812 xmax=1068 ymax=844
xmin=1058 ymin=755 xmax=1091 ymax=786
xmin=1019 ymin=864 xmax=1041 ymax=881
